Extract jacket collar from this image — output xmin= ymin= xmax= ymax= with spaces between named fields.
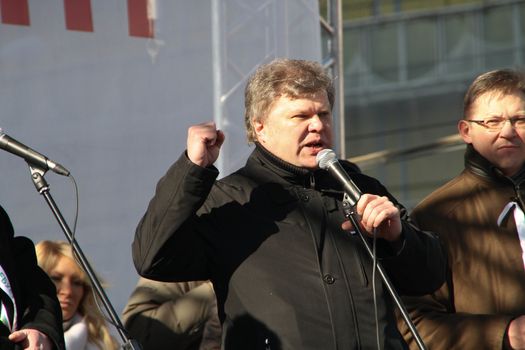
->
xmin=252 ymin=142 xmax=322 ymax=188
xmin=465 ymin=144 xmax=525 ymax=210
xmin=464 ymin=144 xmax=504 ymax=182
xmin=465 ymin=144 xmax=525 ymax=184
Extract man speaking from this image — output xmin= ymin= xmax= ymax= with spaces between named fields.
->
xmin=132 ymin=58 xmax=445 ymax=349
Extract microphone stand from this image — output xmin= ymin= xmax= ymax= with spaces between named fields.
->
xmin=342 ymin=193 xmax=427 ymax=350
xmin=28 ymin=164 xmax=142 ymax=350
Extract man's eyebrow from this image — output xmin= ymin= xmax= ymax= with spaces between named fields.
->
xmin=484 ymin=112 xmax=525 ymax=117
xmin=290 ymin=105 xmax=330 ymax=113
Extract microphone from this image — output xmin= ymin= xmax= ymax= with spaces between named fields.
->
xmin=0 ymin=129 xmax=70 ymax=176
xmin=316 ymin=148 xmax=361 ymax=206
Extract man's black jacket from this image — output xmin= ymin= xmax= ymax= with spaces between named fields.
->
xmin=133 ymin=145 xmax=445 ymax=350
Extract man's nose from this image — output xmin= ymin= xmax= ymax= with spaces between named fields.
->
xmin=500 ymin=119 xmax=518 ymax=136
xmin=309 ymin=115 xmax=324 ymax=131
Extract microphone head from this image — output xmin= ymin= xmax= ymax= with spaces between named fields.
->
xmin=316 ymin=148 xmax=337 ymax=170
xmin=0 ymin=128 xmax=7 ymax=146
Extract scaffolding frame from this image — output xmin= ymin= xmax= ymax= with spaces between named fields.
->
xmin=211 ymin=0 xmax=345 ymax=173
xmin=320 ymin=0 xmax=345 ymax=158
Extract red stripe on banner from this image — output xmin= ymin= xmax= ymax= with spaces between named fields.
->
xmin=128 ymin=0 xmax=154 ymax=38
xmin=0 ymin=0 xmax=30 ymax=26
xmin=64 ymin=0 xmax=93 ymax=32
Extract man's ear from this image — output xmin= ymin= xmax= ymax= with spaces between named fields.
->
xmin=253 ymin=118 xmax=265 ymax=143
xmin=458 ymin=119 xmax=472 ymax=144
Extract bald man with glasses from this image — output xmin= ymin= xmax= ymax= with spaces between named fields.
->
xmin=398 ymin=69 xmax=525 ymax=350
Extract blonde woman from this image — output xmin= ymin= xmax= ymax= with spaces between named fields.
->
xmin=36 ymin=240 xmax=119 ymax=350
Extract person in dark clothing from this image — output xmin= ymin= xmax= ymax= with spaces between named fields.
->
xmin=0 ymin=204 xmax=65 ymax=350
xmin=132 ymin=58 xmax=446 ymax=349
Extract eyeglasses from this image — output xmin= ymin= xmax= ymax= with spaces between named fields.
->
xmin=466 ymin=116 xmax=525 ymax=132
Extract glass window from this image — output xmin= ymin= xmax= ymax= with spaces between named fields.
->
xmin=521 ymin=2 xmax=525 ymax=36
xmin=484 ymin=5 xmax=513 ymax=47
xmin=444 ymin=13 xmax=477 ymax=75
xmin=406 ymin=18 xmax=438 ymax=80
xmin=369 ymin=22 xmax=399 ymax=83
xmin=483 ymin=4 xmax=514 ymax=67
xmin=343 ymin=28 xmax=365 ymax=91
xmin=520 ymin=1 xmax=525 ymax=62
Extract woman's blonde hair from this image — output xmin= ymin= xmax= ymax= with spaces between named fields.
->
xmin=35 ymin=240 xmax=119 ymax=350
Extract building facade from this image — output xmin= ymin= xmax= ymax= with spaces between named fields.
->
xmin=343 ymin=0 xmax=525 ymax=207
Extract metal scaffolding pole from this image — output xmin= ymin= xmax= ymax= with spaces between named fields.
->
xmin=320 ymin=0 xmax=345 ymax=158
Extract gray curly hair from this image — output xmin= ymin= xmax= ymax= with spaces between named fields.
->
xmin=244 ymin=58 xmax=335 ymax=143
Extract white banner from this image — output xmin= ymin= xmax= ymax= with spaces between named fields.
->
xmin=0 ymin=0 xmax=321 ymax=323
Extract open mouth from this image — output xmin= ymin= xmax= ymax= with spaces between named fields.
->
xmin=304 ymin=141 xmax=324 ymax=150
xmin=304 ymin=141 xmax=326 ymax=155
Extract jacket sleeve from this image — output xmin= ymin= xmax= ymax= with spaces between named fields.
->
xmin=13 ymin=236 xmax=65 ymax=350
xmin=380 ymin=217 xmax=447 ymax=296
xmin=396 ymin=199 xmax=512 ymax=349
xmin=351 ymin=173 xmax=447 ymax=296
xmin=123 ymin=279 xmax=215 ymax=333
xmin=122 ymin=279 xmax=220 ymax=349
xmin=398 ymin=276 xmax=512 ymax=349
xmin=132 ymin=152 xmax=219 ymax=281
